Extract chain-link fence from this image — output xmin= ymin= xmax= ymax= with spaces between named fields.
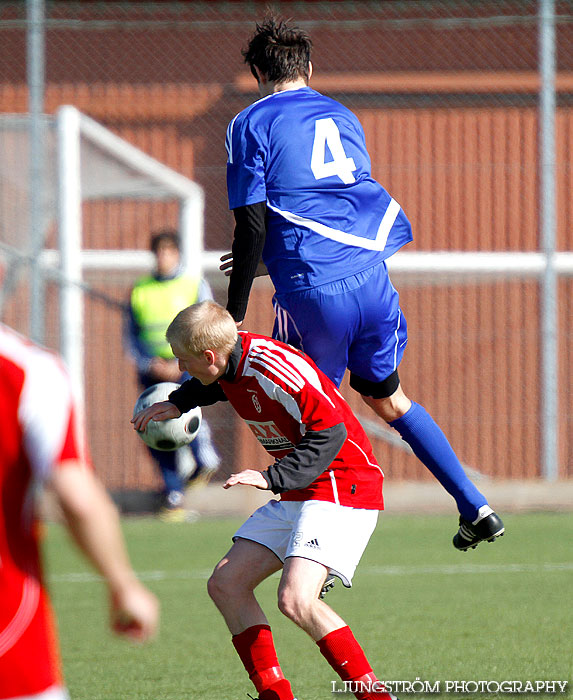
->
xmin=1 ymin=1 xmax=572 ymax=494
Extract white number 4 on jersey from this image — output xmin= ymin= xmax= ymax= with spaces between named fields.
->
xmin=311 ymin=118 xmax=356 ymax=184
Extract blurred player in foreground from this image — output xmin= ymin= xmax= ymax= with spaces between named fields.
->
xmin=126 ymin=229 xmax=220 ymax=521
xmin=133 ymin=301 xmax=398 ymax=700
xmin=0 ymin=323 xmax=159 ymax=700
xmin=221 ymin=16 xmax=503 ymax=550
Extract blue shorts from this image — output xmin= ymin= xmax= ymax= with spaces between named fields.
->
xmin=272 ymin=262 xmax=407 ymax=389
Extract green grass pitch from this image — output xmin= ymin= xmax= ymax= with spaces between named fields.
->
xmin=44 ymin=511 xmax=573 ymax=700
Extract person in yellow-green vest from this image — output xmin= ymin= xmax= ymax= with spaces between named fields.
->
xmin=126 ymin=230 xmax=220 ymax=521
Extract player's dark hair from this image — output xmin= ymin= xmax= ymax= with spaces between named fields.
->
xmin=243 ymin=16 xmax=312 ymax=84
xmin=150 ymin=229 xmax=180 ymax=253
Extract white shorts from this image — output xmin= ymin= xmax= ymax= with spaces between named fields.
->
xmin=6 ymin=686 xmax=70 ymax=700
xmin=233 ymin=499 xmax=379 ymax=587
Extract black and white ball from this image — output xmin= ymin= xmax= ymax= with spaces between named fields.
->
xmin=134 ymin=382 xmax=202 ymax=451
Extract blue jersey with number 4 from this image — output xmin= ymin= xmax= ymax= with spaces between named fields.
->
xmin=226 ymin=87 xmax=413 ymax=293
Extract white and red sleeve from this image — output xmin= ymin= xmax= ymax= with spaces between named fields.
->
xmin=244 ymin=336 xmax=341 ymax=431
xmin=0 ymin=327 xmax=89 ymax=480
xmin=20 ymin=353 xmax=89 ymax=480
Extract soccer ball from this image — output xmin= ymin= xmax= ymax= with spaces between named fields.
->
xmin=133 ymin=382 xmax=202 ymax=451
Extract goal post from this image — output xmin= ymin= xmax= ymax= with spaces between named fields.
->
xmin=55 ymin=105 xmax=205 ymax=404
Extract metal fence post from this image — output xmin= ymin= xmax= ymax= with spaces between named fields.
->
xmin=539 ymin=0 xmax=558 ymax=481
xmin=27 ymin=0 xmax=46 ymax=344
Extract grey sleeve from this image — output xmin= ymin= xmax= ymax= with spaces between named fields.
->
xmin=261 ymin=423 xmax=347 ymax=494
xmin=168 ymin=378 xmax=227 ymax=413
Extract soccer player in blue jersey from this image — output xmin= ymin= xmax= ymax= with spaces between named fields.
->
xmin=222 ymin=16 xmax=504 ymax=551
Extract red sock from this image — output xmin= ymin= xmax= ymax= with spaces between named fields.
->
xmin=232 ymin=624 xmax=294 ymax=700
xmin=317 ymin=626 xmax=395 ymax=700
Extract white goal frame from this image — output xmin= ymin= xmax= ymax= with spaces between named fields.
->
xmin=54 ymin=105 xmax=204 ymax=406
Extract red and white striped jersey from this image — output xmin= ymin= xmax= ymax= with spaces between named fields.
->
xmin=0 ymin=323 xmax=89 ymax=699
xmin=219 ymin=332 xmax=384 ymax=509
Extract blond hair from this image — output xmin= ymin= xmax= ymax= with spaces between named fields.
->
xmin=166 ymin=301 xmax=238 ymax=356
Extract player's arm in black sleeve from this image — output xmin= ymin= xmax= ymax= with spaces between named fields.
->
xmin=168 ymin=377 xmax=227 ymax=413
xmin=226 ymin=201 xmax=267 ymax=324
xmin=261 ymin=423 xmax=348 ymax=494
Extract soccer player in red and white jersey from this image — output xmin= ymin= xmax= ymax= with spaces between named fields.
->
xmin=0 ymin=323 xmax=159 ymax=700
xmin=133 ymin=301 xmax=398 ymax=700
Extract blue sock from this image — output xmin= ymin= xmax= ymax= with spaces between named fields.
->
xmin=390 ymin=402 xmax=487 ymax=521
